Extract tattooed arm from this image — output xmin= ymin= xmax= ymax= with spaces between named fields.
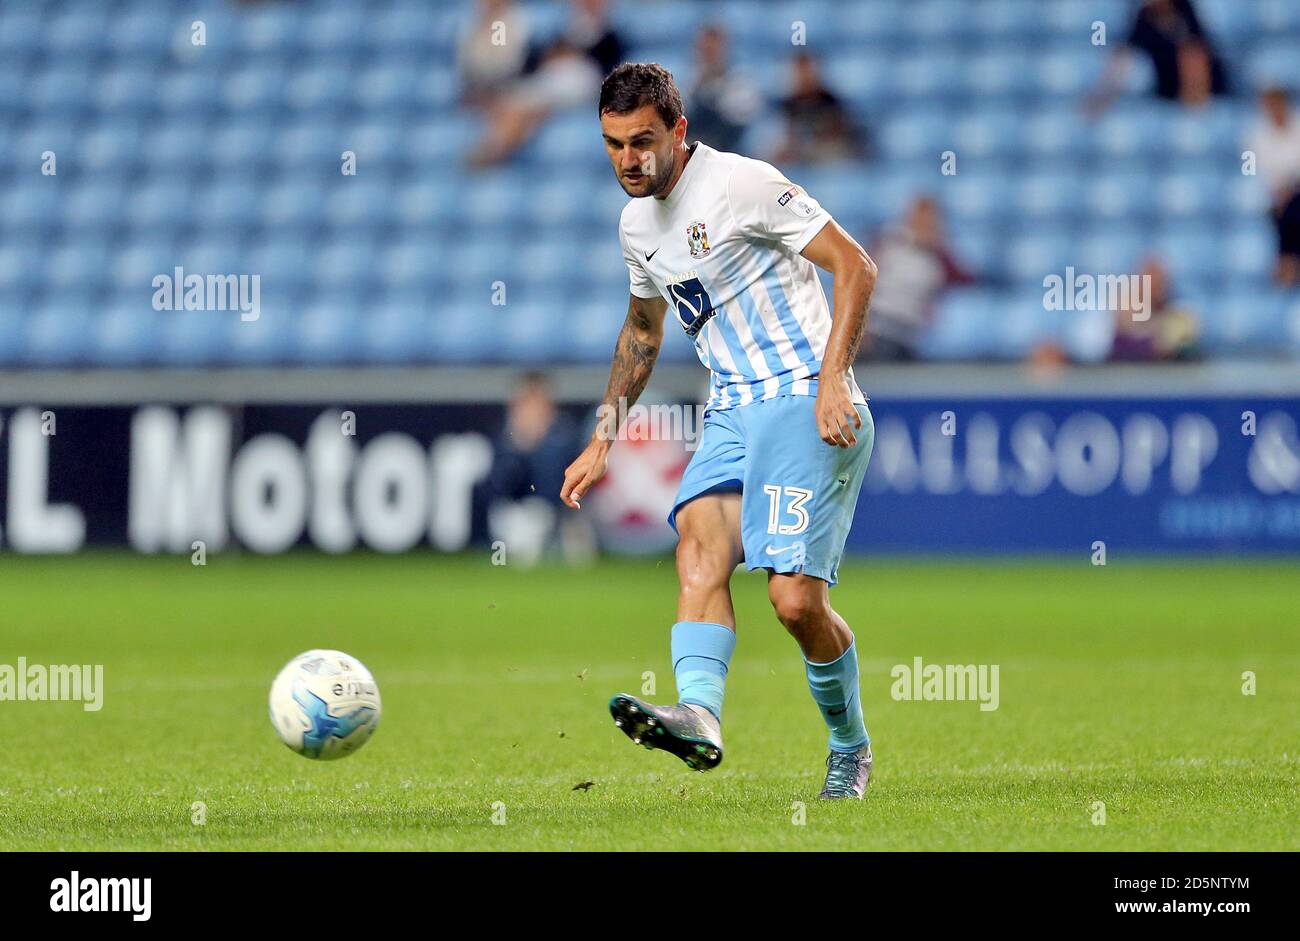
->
xmin=800 ymin=220 xmax=878 ymax=448
xmin=560 ymin=293 xmax=668 ymax=508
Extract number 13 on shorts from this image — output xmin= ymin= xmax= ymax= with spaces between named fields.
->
xmin=763 ymin=484 xmax=814 ymax=535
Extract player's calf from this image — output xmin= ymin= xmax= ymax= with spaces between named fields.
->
xmin=768 ymin=572 xmax=873 ymax=795
xmin=768 ymin=573 xmax=852 ymax=663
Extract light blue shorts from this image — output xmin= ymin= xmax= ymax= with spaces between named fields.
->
xmin=668 ymin=394 xmax=874 ymax=586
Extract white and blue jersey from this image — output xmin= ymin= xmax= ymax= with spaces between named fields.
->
xmin=618 ymin=142 xmax=867 ymax=414
xmin=618 ymin=143 xmax=874 ymax=585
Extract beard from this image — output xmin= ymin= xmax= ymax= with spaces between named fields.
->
xmin=619 ymin=148 xmax=676 ymax=198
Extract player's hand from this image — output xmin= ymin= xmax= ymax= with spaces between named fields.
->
xmin=815 ymin=376 xmax=861 ymax=448
xmin=560 ymin=439 xmax=611 ymax=509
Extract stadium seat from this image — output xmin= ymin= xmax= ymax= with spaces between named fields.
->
xmin=1 ymin=0 xmax=1296 ymax=367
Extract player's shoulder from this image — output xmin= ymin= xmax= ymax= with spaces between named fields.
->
xmin=719 ymin=151 xmax=801 ymax=208
xmin=689 ymin=145 xmax=780 ymax=189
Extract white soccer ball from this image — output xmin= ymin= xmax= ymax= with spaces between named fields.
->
xmin=269 ymin=649 xmax=381 ymax=760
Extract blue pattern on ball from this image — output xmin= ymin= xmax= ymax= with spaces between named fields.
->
xmin=292 ymin=682 xmax=376 ymax=758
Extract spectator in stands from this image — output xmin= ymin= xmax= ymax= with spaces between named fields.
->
xmin=772 ymin=52 xmax=868 ymax=164
xmin=858 ymin=195 xmax=974 ymax=362
xmin=1086 ymin=0 xmax=1228 ymax=115
xmin=685 ymin=25 xmax=761 ymax=153
xmin=1109 ymin=256 xmax=1200 ymax=361
xmin=471 ymin=372 xmax=590 ymax=563
xmin=457 ymin=0 xmax=532 ymax=107
xmin=467 ymin=0 xmax=625 ymax=167
xmin=562 ymin=0 xmax=625 ymax=78
xmin=1247 ymin=85 xmax=1300 ymax=286
xmin=483 ymin=372 xmax=581 ymax=506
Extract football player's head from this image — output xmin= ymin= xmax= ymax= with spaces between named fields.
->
xmin=598 ymin=62 xmax=688 ymax=198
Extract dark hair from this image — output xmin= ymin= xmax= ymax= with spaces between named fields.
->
xmin=516 ymin=370 xmax=552 ymax=393
xmin=598 ymin=62 xmax=683 ymax=130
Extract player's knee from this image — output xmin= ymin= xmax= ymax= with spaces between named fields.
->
xmin=675 ymin=535 xmax=732 ymax=592
xmin=768 ymin=581 xmax=826 ymax=636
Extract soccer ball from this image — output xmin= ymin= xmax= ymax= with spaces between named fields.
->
xmin=269 ymin=649 xmax=381 ymax=760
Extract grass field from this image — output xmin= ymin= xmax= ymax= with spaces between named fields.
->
xmin=0 ymin=552 xmax=1296 ymax=851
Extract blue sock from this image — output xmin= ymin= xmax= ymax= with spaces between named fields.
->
xmin=805 ymin=640 xmax=869 ymax=753
xmin=670 ymin=621 xmax=736 ymax=721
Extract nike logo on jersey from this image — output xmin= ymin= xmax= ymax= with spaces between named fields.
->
xmin=765 ymin=544 xmax=798 ymax=556
xmin=644 ymin=247 xmax=660 ymax=261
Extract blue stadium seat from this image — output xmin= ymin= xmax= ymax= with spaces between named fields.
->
xmin=24 ymin=298 xmax=96 ymax=367
xmin=1033 ymin=44 xmax=1104 ymax=97
xmin=951 ymin=106 xmax=1025 ymax=161
xmin=1057 ymin=306 xmax=1115 ymax=364
xmin=0 ymin=243 xmax=45 ymax=294
xmin=1084 ymin=171 xmax=1161 ymax=223
xmin=920 ymin=289 xmax=1003 ymax=360
xmin=94 ymin=304 xmax=162 ymax=367
xmin=1225 ymin=176 xmax=1272 ymax=220
xmin=1155 ymin=169 xmax=1221 ymax=219
xmin=963 ymin=47 xmax=1034 ymax=100
xmin=1075 ymin=229 xmax=1148 ymax=279
xmin=1288 ymin=295 xmax=1300 ymax=355
xmin=44 ymin=236 xmax=110 ymax=290
xmin=224 ymin=307 xmax=297 ymax=366
xmin=2 ymin=179 xmax=63 ymax=235
xmin=0 ymin=310 xmax=25 ymax=366
xmin=289 ymin=301 xmax=356 ymax=366
xmin=1249 ymin=37 xmax=1300 ymax=90
xmin=0 ymin=9 xmax=44 ymax=57
xmin=1149 ymin=224 xmax=1221 ymax=290
xmin=958 ymin=0 xmax=1030 ymax=41
xmin=1202 ymin=287 xmax=1291 ymax=353
xmin=1197 ymin=0 xmax=1260 ymax=45
xmin=94 ymin=63 xmax=160 ymax=112
xmin=1003 ymin=229 xmax=1078 ymax=284
xmin=1096 ymin=102 xmax=1175 ymax=162
xmin=358 ymin=302 xmax=433 ymax=365
xmin=893 ymin=50 xmax=964 ymax=101
xmin=156 ymin=70 xmax=221 ymax=115
xmin=1 ymin=0 xmax=1296 ymax=367
xmin=878 ymin=107 xmax=955 ymax=163
xmin=285 ymin=60 xmax=353 ymax=113
xmin=259 ymin=177 xmax=330 ymax=230
xmin=946 ymin=170 xmax=1013 ymax=227
xmin=1222 ymin=220 xmax=1278 ymax=282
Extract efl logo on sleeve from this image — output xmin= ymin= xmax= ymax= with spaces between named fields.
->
xmin=778 ymin=185 xmax=817 ymax=218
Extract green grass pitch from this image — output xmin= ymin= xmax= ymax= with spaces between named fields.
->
xmin=0 ymin=552 xmax=1295 ymax=851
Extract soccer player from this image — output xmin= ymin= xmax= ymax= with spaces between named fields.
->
xmin=560 ymin=63 xmax=879 ymax=799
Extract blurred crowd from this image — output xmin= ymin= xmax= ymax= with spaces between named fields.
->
xmin=457 ymin=0 xmax=1298 ymax=369
xmin=449 ymin=0 xmax=1300 ymax=558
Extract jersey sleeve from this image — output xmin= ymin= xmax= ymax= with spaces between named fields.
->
xmin=619 ymin=223 xmax=660 ymax=299
xmin=727 ymin=158 xmax=832 ymax=254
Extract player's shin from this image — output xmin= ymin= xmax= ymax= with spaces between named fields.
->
xmin=670 ymin=621 xmax=736 ymax=720
xmin=805 ymin=638 xmax=870 ymax=752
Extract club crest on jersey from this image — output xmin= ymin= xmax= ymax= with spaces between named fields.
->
xmin=686 ymin=220 xmax=712 ymax=259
